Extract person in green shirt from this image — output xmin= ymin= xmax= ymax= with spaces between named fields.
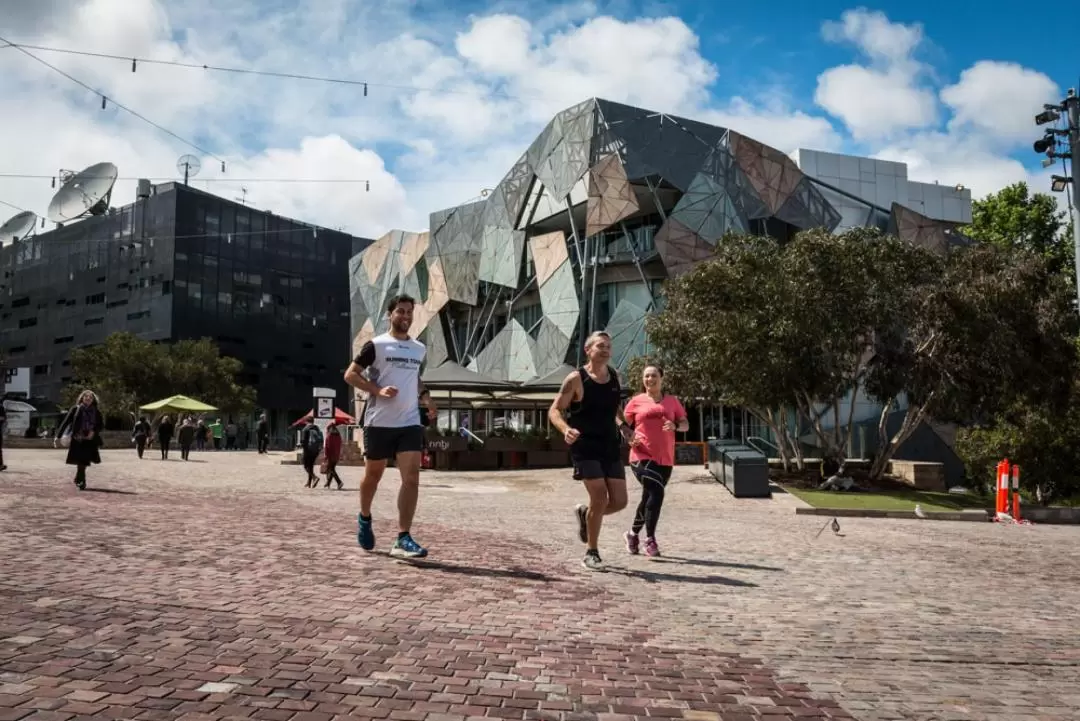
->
xmin=209 ymin=418 xmax=224 ymax=450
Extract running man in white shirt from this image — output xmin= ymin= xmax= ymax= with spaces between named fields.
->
xmin=344 ymin=294 xmax=437 ymax=558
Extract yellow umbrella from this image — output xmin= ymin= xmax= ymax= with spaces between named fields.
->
xmin=139 ymin=394 xmax=218 ymax=413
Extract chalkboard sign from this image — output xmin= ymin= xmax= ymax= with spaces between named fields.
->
xmin=674 ymin=442 xmax=705 ymax=466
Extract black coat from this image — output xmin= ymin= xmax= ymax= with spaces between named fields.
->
xmin=57 ymin=403 xmax=105 ymax=466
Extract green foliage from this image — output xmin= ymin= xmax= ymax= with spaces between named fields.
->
xmin=956 ymin=340 xmax=1080 ymax=505
xmin=63 ymin=333 xmax=256 ymax=417
xmin=866 ymin=243 xmax=1077 ymax=425
xmin=963 ymin=182 xmax=1074 ymax=280
xmin=644 ymin=225 xmax=1077 ymax=479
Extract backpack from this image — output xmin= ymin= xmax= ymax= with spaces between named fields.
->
xmin=304 ymin=424 xmax=324 ymax=449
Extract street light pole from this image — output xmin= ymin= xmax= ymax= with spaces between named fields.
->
xmin=1035 ymin=88 xmax=1080 ymax=312
xmin=1066 ymin=91 xmax=1080 ymax=311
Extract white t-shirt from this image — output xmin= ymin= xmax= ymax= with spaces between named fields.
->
xmin=355 ymin=333 xmax=426 ymax=428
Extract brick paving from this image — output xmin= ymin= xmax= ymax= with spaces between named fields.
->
xmin=1 ymin=450 xmax=1079 ymax=721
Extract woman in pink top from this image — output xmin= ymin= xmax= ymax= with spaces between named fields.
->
xmin=622 ymin=364 xmax=688 ymax=557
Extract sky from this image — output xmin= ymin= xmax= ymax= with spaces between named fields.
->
xmin=1 ymin=0 xmax=1077 ymax=239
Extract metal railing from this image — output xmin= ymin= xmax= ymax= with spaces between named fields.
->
xmin=745 ymin=435 xmax=779 ymax=456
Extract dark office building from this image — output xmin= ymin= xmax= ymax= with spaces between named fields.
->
xmin=0 ymin=180 xmax=369 ymax=434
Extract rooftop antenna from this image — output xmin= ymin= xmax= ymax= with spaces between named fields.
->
xmin=46 ymin=162 xmax=118 ymax=226
xmin=235 ymin=187 xmax=249 ymax=206
xmin=177 ymin=154 xmax=201 ymax=186
xmin=0 ymin=211 xmax=38 ymax=245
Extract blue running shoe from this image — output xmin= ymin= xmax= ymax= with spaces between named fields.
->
xmin=357 ymin=514 xmax=375 ymax=551
xmin=389 ymin=534 xmax=428 ymax=559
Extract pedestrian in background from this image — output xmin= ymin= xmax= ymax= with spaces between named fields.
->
xmin=178 ymin=417 xmax=196 ymax=461
xmin=54 ymin=390 xmax=104 ymax=491
xmin=322 ymin=421 xmax=344 ymax=490
xmin=132 ymin=416 xmax=151 ymax=459
xmin=157 ymin=415 xmax=175 ymax=460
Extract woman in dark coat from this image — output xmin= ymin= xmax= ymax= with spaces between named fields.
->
xmin=156 ymin=415 xmax=175 ymax=460
xmin=53 ymin=389 xmax=104 ymax=491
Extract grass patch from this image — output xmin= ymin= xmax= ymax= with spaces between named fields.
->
xmin=785 ymin=486 xmax=989 ymax=512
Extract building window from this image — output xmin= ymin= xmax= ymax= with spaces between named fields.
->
xmin=18 ymin=317 xmax=37 ymax=329
xmin=85 ymin=292 xmax=105 ymax=305
xmin=7 ymin=345 xmax=27 ymax=354
xmin=126 ymin=310 xmax=151 ymax=321
xmin=11 ymin=296 xmax=29 ymax=308
xmin=33 ymin=364 xmax=49 ymax=376
xmin=84 ymin=317 xmax=104 ymax=326
xmin=54 ymin=336 xmax=74 ymax=344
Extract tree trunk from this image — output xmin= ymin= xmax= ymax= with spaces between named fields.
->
xmin=797 ymin=392 xmax=845 ymax=462
xmin=760 ymin=407 xmax=791 ymax=471
xmin=787 ymin=407 xmax=806 ymax=471
xmin=869 ymin=393 xmax=935 ymax=480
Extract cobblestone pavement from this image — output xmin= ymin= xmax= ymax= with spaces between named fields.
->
xmin=1 ymin=450 xmax=1079 ymax=721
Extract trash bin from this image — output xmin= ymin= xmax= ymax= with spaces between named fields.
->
xmin=707 ymin=440 xmax=753 ymax=480
xmin=722 ymin=449 xmax=771 ymax=498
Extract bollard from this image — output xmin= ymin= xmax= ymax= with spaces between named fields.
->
xmin=1011 ymin=465 xmax=1022 ymax=520
xmin=996 ymin=459 xmax=1010 ymax=515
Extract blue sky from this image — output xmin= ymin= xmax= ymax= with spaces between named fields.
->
xmin=1 ymin=0 xmax=1077 ymax=236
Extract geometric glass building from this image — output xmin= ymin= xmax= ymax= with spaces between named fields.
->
xmin=349 ymin=98 xmax=971 ymax=394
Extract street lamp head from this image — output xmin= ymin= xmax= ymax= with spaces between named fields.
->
xmin=1034 ymin=135 xmax=1056 ymax=154
xmin=1050 ymin=175 xmax=1071 ymax=193
xmin=1035 ymin=109 xmax=1061 ymax=126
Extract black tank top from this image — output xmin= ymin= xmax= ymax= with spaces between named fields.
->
xmin=567 ymin=366 xmax=621 ymax=451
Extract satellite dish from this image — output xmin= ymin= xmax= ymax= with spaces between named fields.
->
xmin=177 ymin=154 xmax=201 ymax=185
xmin=0 ymin=211 xmax=37 ymax=244
xmin=46 ymin=162 xmax=118 ymax=224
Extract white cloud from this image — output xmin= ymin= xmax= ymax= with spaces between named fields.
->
xmin=821 ymin=7 xmax=923 ymax=64
xmin=698 ymin=98 xmax=842 ymax=153
xmin=814 ymin=8 xmax=937 ymax=139
xmin=815 ymin=64 xmax=938 ymax=141
xmin=0 ymin=0 xmax=1064 ymax=245
xmin=941 ymin=61 xmax=1060 ymax=143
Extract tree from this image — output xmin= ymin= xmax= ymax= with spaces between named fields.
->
xmin=643 ymin=228 xmax=925 ymax=470
xmin=64 ymin=333 xmax=255 ymax=418
xmin=963 ymin=182 xmax=1074 ymax=281
xmin=644 ymin=227 xmax=1077 ymax=480
xmin=863 ymin=242 xmax=1077 ymax=478
xmin=955 ymin=339 xmax=1080 ymax=505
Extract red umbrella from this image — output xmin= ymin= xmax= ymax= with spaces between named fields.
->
xmin=290 ymin=407 xmax=357 ymax=427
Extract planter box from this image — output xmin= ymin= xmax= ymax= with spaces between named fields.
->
xmin=455 ymin=451 xmax=500 ymax=471
xmin=480 ymin=437 xmax=546 ymax=452
xmin=889 ymin=460 xmax=946 ymax=492
xmin=425 ymin=433 xmax=467 ymax=453
xmin=527 ymin=450 xmax=570 ymax=468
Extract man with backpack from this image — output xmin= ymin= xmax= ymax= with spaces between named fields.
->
xmin=300 ymin=418 xmax=324 ymax=488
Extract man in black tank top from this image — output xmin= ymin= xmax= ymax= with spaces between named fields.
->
xmin=548 ymin=331 xmax=634 ymax=570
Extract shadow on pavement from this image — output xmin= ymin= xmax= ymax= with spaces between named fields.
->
xmin=653 ymin=556 xmax=784 ymax=572
xmin=604 ymin=564 xmax=758 ymax=587
xmin=84 ymin=487 xmax=137 ymax=495
xmin=401 ymin=558 xmax=561 ymax=583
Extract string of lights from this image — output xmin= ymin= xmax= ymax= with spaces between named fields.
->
xmin=1 ymin=41 xmax=516 ymax=99
xmin=0 ymin=36 xmax=227 ymax=168
xmin=0 ymin=173 xmax=373 ymax=190
xmin=0 ymin=198 xmax=29 ymax=213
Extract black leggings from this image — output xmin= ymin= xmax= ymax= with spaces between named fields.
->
xmin=159 ymin=438 xmax=171 ymax=459
xmin=631 ymin=460 xmax=673 ymax=538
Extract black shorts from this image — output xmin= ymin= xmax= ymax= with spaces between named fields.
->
xmin=571 ymin=448 xmax=626 ymax=481
xmin=363 ymin=425 xmax=424 ymax=461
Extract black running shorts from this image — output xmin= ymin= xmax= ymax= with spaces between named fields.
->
xmin=571 ymin=444 xmax=626 ymax=481
xmin=363 ymin=425 xmax=424 ymax=460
